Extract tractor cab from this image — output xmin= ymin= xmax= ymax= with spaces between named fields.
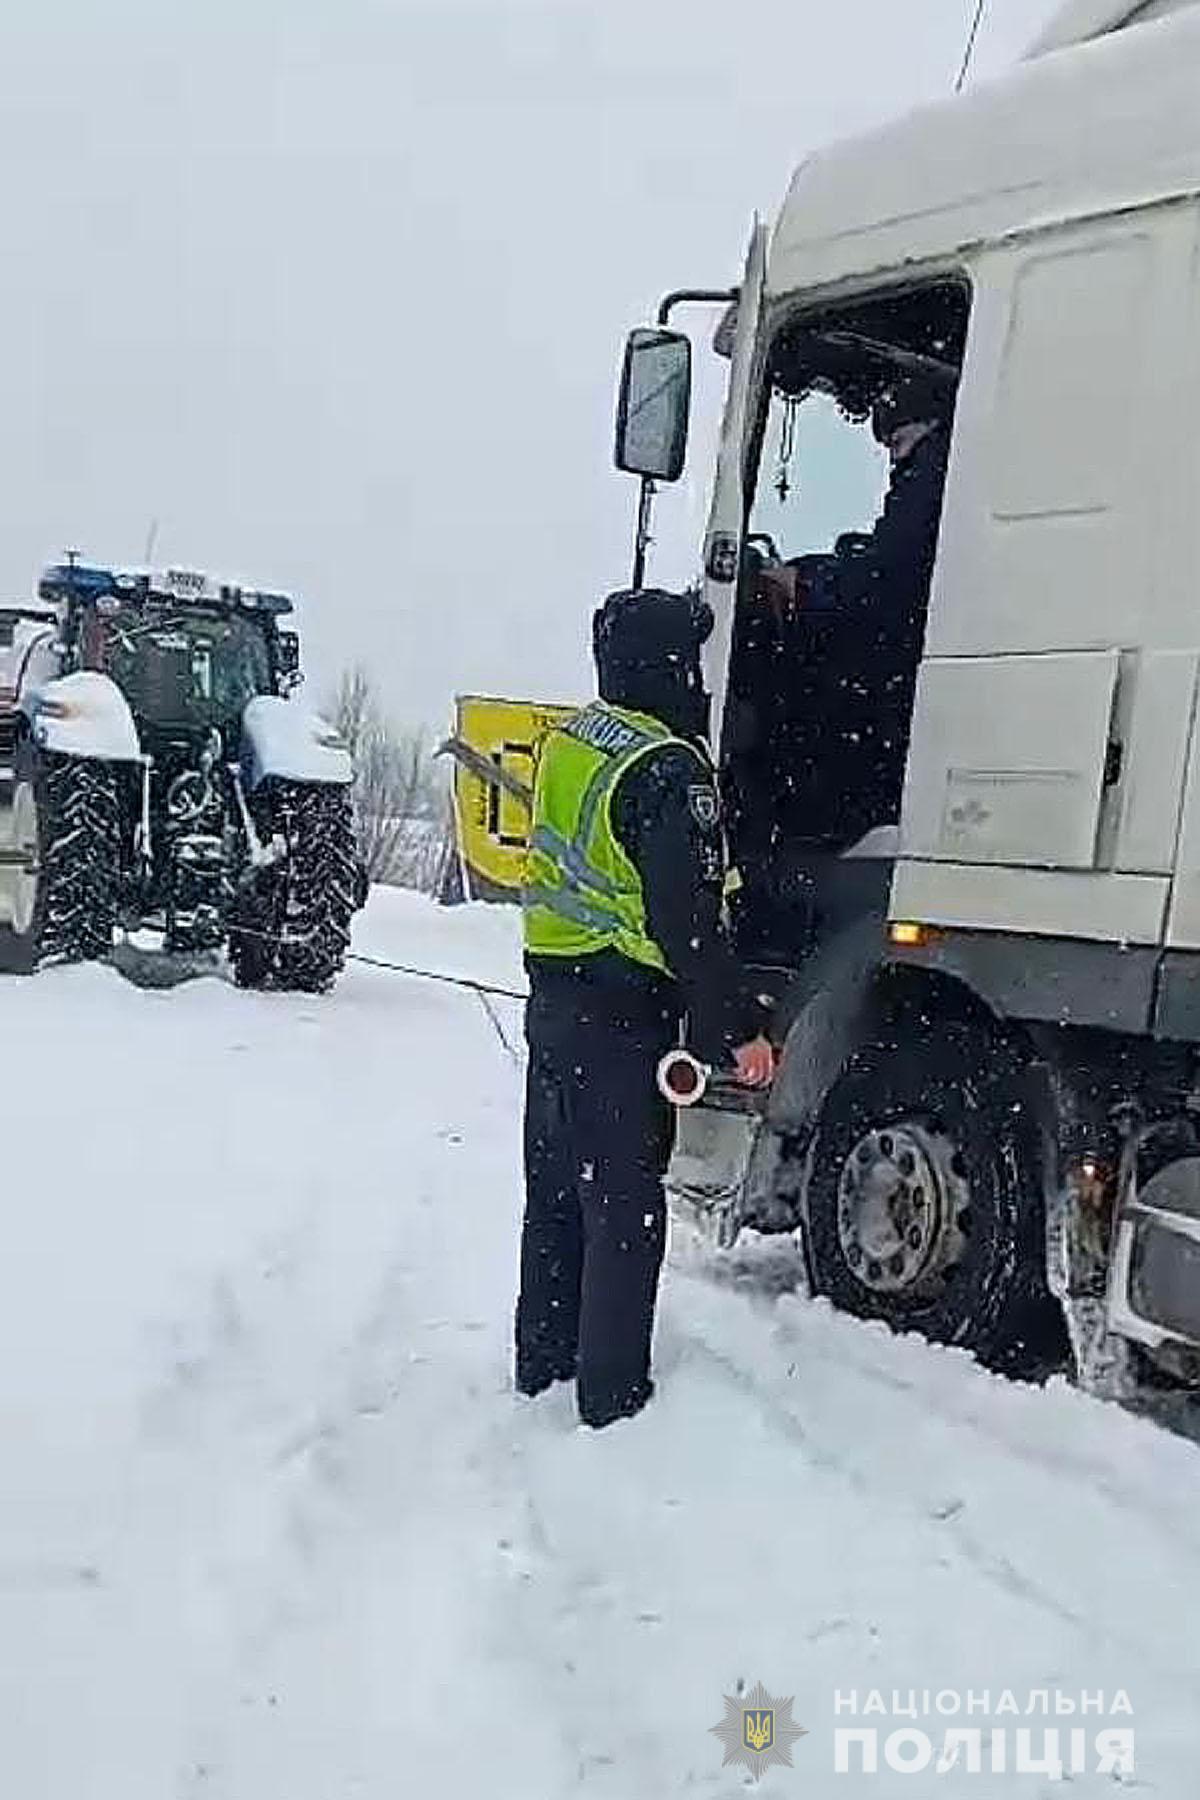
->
xmin=38 ymin=563 xmax=297 ymax=749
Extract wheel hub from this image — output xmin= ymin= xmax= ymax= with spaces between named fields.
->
xmin=10 ymin=781 xmax=40 ymax=937
xmin=836 ymin=1122 xmax=969 ymax=1296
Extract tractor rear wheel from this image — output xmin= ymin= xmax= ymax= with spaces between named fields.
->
xmin=0 ymin=749 xmax=121 ymax=973
xmin=228 ymin=781 xmax=358 ymax=993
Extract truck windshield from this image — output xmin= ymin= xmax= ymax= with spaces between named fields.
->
xmin=95 ymin=605 xmax=273 ymax=728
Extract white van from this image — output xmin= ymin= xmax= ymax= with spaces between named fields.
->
xmin=613 ymin=0 xmax=1200 ymax=1390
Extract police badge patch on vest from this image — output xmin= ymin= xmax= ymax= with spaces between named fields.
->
xmin=688 ymin=783 xmax=720 ymax=830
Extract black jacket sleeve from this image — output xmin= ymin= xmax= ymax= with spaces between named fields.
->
xmin=610 ymin=745 xmax=770 ymax=1057
xmin=832 ymin=427 xmax=949 ymax=615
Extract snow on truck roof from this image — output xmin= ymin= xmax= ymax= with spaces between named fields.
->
xmin=769 ymin=0 xmax=1200 ymax=301
xmin=1029 ymin=0 xmax=1195 ymax=56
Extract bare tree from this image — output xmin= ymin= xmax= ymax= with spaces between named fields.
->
xmin=328 ymin=667 xmax=450 ymax=890
xmin=331 ymin=666 xmax=374 ymax=766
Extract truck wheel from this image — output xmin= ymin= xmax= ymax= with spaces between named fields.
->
xmin=804 ymin=1019 xmax=1059 ymax=1373
xmin=1 ymin=750 xmax=121 ymax=972
xmin=228 ymin=781 xmax=357 ymax=994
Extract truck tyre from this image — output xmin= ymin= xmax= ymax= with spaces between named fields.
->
xmin=228 ymin=781 xmax=357 ymax=994
xmin=0 ymin=749 xmax=121 ymax=973
xmin=804 ymin=1018 xmax=1061 ymax=1374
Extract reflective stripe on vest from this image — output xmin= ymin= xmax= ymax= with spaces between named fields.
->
xmin=522 ymin=700 xmax=702 ymax=974
xmin=529 ymin=824 xmax=621 ymax=898
xmin=524 ymin=883 xmax=624 ymax=936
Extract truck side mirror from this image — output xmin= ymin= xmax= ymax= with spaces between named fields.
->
xmin=614 ymin=328 xmax=692 ymax=483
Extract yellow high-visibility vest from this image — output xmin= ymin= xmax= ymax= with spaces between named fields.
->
xmin=522 ymin=700 xmax=703 ymax=975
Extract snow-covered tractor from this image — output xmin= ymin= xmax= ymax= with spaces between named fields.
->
xmin=0 ymin=561 xmax=362 ymax=990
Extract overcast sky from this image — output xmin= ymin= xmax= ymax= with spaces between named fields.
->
xmin=0 ymin=0 xmax=1062 ymax=723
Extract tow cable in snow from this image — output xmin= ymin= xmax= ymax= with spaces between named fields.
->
xmin=116 ymin=926 xmax=528 ymax=1060
xmin=344 ymin=951 xmax=526 ymax=1063
xmin=203 ymin=922 xmax=527 ymax=1003
xmin=344 ymin=951 xmax=525 ymax=1003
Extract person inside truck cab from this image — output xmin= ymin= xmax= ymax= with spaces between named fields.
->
xmin=845 ymin=375 xmax=949 ymax=617
xmin=728 ymin=374 xmax=951 ymax=956
xmin=826 ymin=375 xmax=950 ymax=838
xmin=754 ymin=373 xmax=948 ymax=629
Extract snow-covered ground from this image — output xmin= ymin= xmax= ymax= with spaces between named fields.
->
xmin=4 ymin=888 xmax=1200 ymax=1798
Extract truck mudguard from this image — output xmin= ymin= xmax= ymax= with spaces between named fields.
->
xmin=765 ymin=918 xmax=889 ymax=1141
xmin=240 ymin=696 xmax=353 ymax=790
xmin=24 ymin=671 xmax=141 ymax=763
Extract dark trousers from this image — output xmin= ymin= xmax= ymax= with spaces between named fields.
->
xmin=516 ymin=1008 xmax=676 ymax=1425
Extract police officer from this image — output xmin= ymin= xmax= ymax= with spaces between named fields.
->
xmin=516 ymin=588 xmax=774 ymax=1428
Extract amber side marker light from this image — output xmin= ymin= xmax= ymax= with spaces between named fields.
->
xmin=888 ymin=921 xmax=941 ymax=949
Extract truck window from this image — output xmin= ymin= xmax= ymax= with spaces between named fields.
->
xmin=724 ymin=278 xmax=970 ymax=963
xmin=749 ymin=390 xmax=888 ymax=565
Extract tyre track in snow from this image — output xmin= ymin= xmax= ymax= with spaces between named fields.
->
xmin=662 ymin=1256 xmax=1200 ymax=1749
xmin=677 ymin=1230 xmax=1200 ymax=1552
xmin=676 ymin=1244 xmax=1200 ymax=1572
xmin=155 ymin=978 xmax=565 ymax=1799
xmin=173 ymin=1283 xmax=528 ymax=1795
xmin=666 ymin=1324 xmax=1094 ymax=1638
xmin=492 ymin=1259 xmax=1200 ymax=1795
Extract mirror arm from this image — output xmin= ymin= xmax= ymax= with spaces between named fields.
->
xmin=632 ymin=476 xmax=656 ymax=591
xmin=656 ymin=287 xmax=737 ymax=327
xmin=627 ymin=288 xmax=738 ymax=591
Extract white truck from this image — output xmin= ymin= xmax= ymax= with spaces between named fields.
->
xmin=613 ymin=0 xmax=1200 ymax=1391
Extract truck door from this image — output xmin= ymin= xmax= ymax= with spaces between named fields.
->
xmin=895 ymin=208 xmax=1200 ymax=948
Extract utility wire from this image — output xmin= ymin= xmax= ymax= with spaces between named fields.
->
xmin=956 ymin=0 xmax=988 ymax=91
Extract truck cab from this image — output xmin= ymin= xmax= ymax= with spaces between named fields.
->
xmin=615 ymin=0 xmax=1200 ymax=1388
